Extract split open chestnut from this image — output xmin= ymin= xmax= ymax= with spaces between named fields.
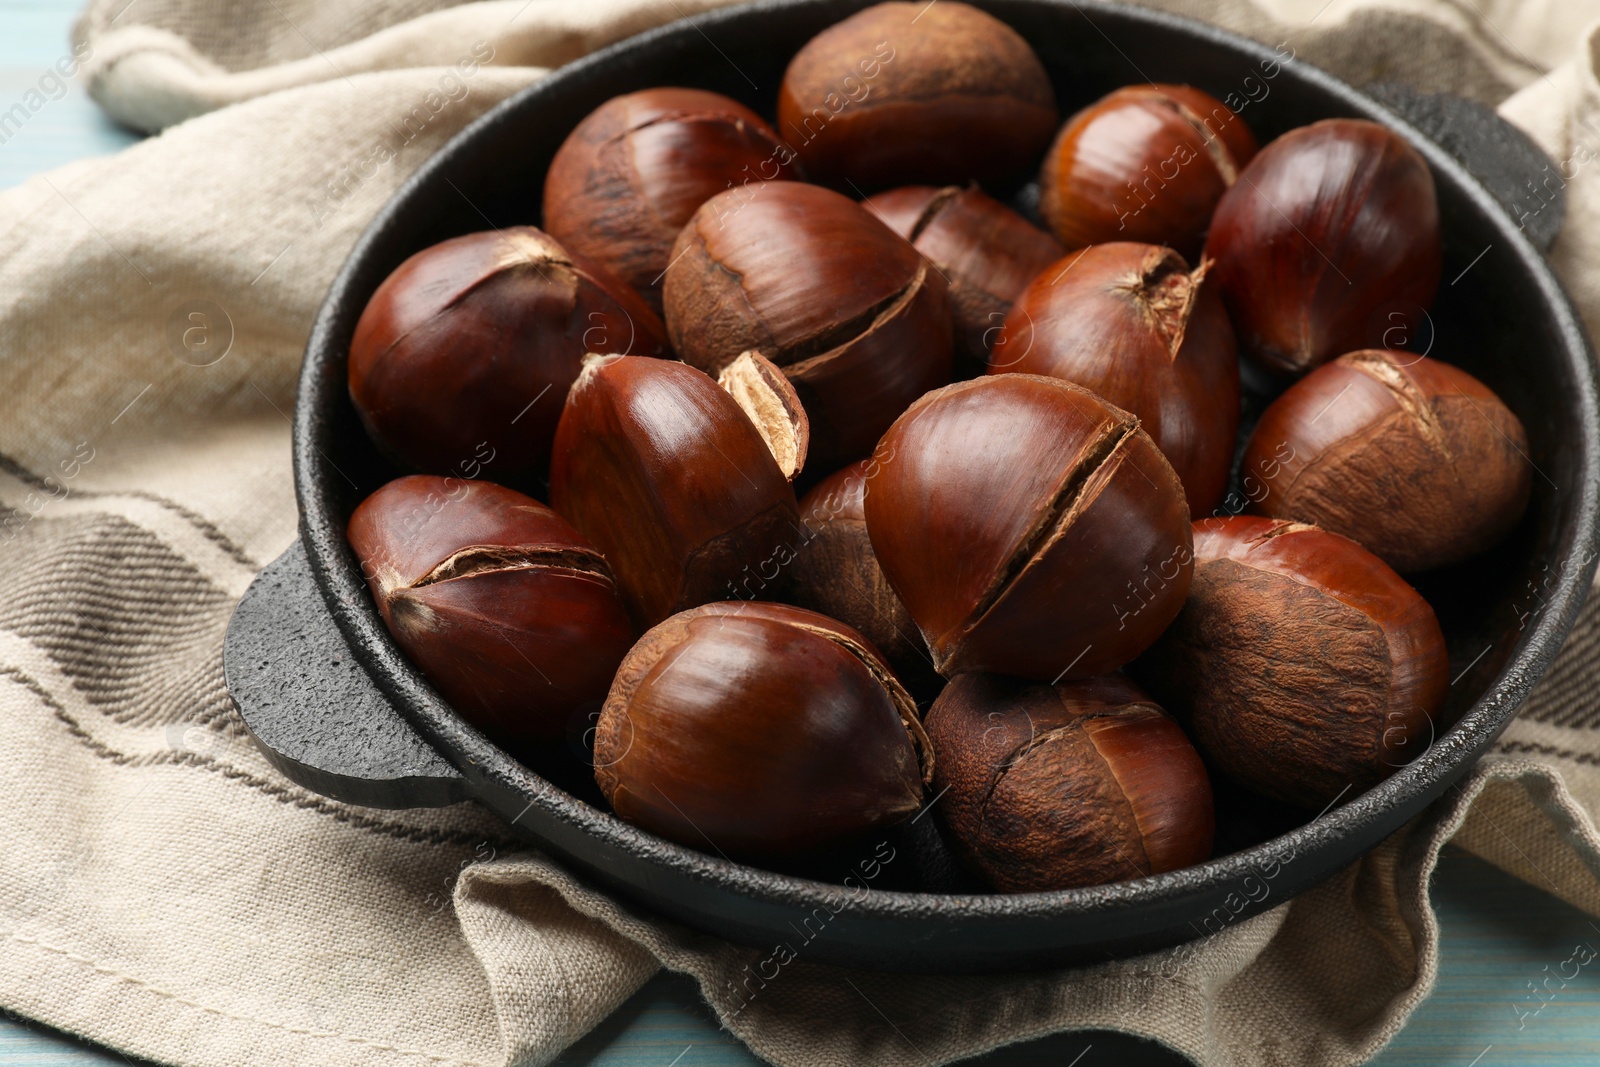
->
xmin=348 ymin=476 xmax=635 ymax=742
xmin=994 ymin=242 xmax=1240 ymax=514
xmin=864 ymin=374 xmax=1193 ymax=681
xmin=593 ymin=601 xmax=931 ymax=860
xmin=1139 ymin=516 xmax=1449 ymax=809
xmin=927 ymin=672 xmax=1213 ymax=891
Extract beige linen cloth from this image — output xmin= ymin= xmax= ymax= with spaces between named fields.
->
xmin=6 ymin=0 xmax=1600 ymax=1064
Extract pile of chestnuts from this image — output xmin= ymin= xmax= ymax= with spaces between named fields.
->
xmin=343 ymin=1 xmax=1533 ymax=892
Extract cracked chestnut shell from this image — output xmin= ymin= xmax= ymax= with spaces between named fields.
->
xmin=994 ymin=242 xmax=1240 ymax=515
xmin=864 ymin=374 xmax=1193 ymax=681
xmin=1243 ymin=350 xmax=1532 ymax=572
xmin=542 ymin=88 xmax=802 ymax=312
xmin=777 ymin=1 xmax=1057 ymax=189
xmin=549 ymin=351 xmax=808 ymax=628
xmin=594 ymin=601 xmax=931 ymax=859
xmin=348 ymin=228 xmax=668 ymax=479
xmin=928 ymin=672 xmax=1213 ymax=891
xmin=348 ymin=475 xmax=635 ymax=742
xmin=1139 ymin=516 xmax=1449 ymax=809
xmin=1205 ymin=119 xmax=1441 ymax=376
xmin=1040 ymin=84 xmax=1257 ymax=261
xmin=664 ymin=181 xmax=953 ymax=468
xmin=865 ymin=184 xmax=1065 ymax=367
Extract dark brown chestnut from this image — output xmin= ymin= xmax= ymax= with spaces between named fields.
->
xmin=1139 ymin=516 xmax=1449 ymax=809
xmin=593 ymin=601 xmax=930 ymax=859
xmin=542 ymin=88 xmax=802 ymax=312
xmin=347 ymin=475 xmax=635 ymax=742
xmin=864 ymin=374 xmax=1193 ymax=681
xmin=927 ymin=672 xmax=1213 ymax=891
xmin=777 ymin=1 xmax=1058 ymax=189
xmin=994 ymin=242 xmax=1240 ymax=514
xmin=1205 ymin=118 xmax=1441 ymax=376
xmin=1242 ymin=350 xmax=1532 ymax=572
xmin=663 ymin=181 xmax=952 ymax=468
xmin=549 ymin=351 xmax=808 ymax=628
xmin=348 ymin=228 xmax=668 ymax=479
xmin=864 ymin=184 xmax=1065 ymax=367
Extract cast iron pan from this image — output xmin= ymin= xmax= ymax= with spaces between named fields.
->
xmin=225 ymin=0 xmax=1600 ymax=972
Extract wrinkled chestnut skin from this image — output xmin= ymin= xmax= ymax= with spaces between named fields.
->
xmin=664 ymin=182 xmax=953 ymax=468
xmin=1139 ymin=516 xmax=1449 ymax=809
xmin=347 ymin=476 xmax=635 ymax=742
xmin=928 ymin=672 xmax=1213 ymax=891
xmin=865 ymin=374 xmax=1193 ymax=681
xmin=866 ymin=184 xmax=1065 ymax=366
xmin=542 ymin=88 xmax=802 ymax=311
xmin=777 ymin=1 xmax=1057 ymax=189
xmin=1040 ymin=84 xmax=1256 ymax=261
xmin=788 ymin=460 xmax=939 ymax=697
xmin=349 ymin=228 xmax=667 ymax=479
xmin=995 ymin=243 xmax=1240 ymax=514
xmin=549 ymin=355 xmax=799 ymax=628
xmin=1243 ymin=350 xmax=1532 ymax=572
xmin=1205 ymin=119 xmax=1441 ymax=376
xmin=594 ymin=601 xmax=930 ymax=860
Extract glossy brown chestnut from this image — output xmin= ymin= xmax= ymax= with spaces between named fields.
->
xmin=347 ymin=475 xmax=635 ymax=742
xmin=864 ymin=374 xmax=1193 ymax=681
xmin=542 ymin=88 xmax=802 ymax=311
xmin=1205 ymin=118 xmax=1442 ymax=376
xmin=1039 ymin=84 xmax=1257 ymax=261
xmin=1243 ymin=350 xmax=1532 ymax=572
xmin=664 ymin=181 xmax=952 ymax=468
xmin=865 ymin=184 xmax=1065 ymax=366
xmin=787 ymin=459 xmax=939 ymax=696
xmin=994 ymin=242 xmax=1240 ymax=514
xmin=1139 ymin=516 xmax=1449 ymax=808
xmin=549 ymin=352 xmax=808 ymax=628
xmin=927 ymin=672 xmax=1213 ymax=891
xmin=593 ymin=601 xmax=930 ymax=859
xmin=776 ymin=1 xmax=1058 ymax=189
xmin=348 ymin=228 xmax=668 ymax=479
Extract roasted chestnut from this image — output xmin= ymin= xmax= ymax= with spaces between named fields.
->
xmin=777 ymin=1 xmax=1058 ymax=188
xmin=994 ymin=242 xmax=1240 ymax=514
xmin=664 ymin=181 xmax=952 ymax=468
xmin=1243 ymin=350 xmax=1532 ymax=572
xmin=865 ymin=184 xmax=1065 ymax=367
xmin=348 ymin=228 xmax=667 ymax=479
xmin=927 ymin=672 xmax=1213 ymax=891
xmin=593 ymin=601 xmax=930 ymax=859
xmin=1205 ymin=118 xmax=1441 ymax=376
xmin=1039 ymin=84 xmax=1256 ymax=260
xmin=1139 ymin=516 xmax=1449 ymax=809
xmin=542 ymin=88 xmax=802 ymax=311
xmin=347 ymin=475 xmax=635 ymax=742
xmin=864 ymin=374 xmax=1193 ymax=681
xmin=549 ymin=351 xmax=808 ymax=628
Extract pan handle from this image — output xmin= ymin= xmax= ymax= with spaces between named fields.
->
xmin=224 ymin=540 xmax=468 ymax=809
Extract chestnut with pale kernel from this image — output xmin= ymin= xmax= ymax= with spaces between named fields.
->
xmin=542 ymin=88 xmax=802 ymax=311
xmin=995 ymin=242 xmax=1240 ymax=514
xmin=1039 ymin=83 xmax=1257 ymax=260
xmin=865 ymin=374 xmax=1193 ymax=682
xmin=1139 ymin=516 xmax=1449 ymax=809
xmin=664 ymin=181 xmax=952 ymax=468
xmin=928 ymin=672 xmax=1213 ymax=891
xmin=593 ymin=601 xmax=930 ymax=859
xmin=1205 ymin=118 xmax=1441 ymax=375
xmin=549 ymin=351 xmax=808 ymax=628
xmin=348 ymin=476 xmax=636 ymax=742
xmin=1243 ymin=349 xmax=1532 ymax=572
xmin=348 ymin=227 xmax=668 ymax=479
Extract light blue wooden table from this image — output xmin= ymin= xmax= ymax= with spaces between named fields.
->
xmin=2 ymin=1 xmax=1593 ymax=1063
